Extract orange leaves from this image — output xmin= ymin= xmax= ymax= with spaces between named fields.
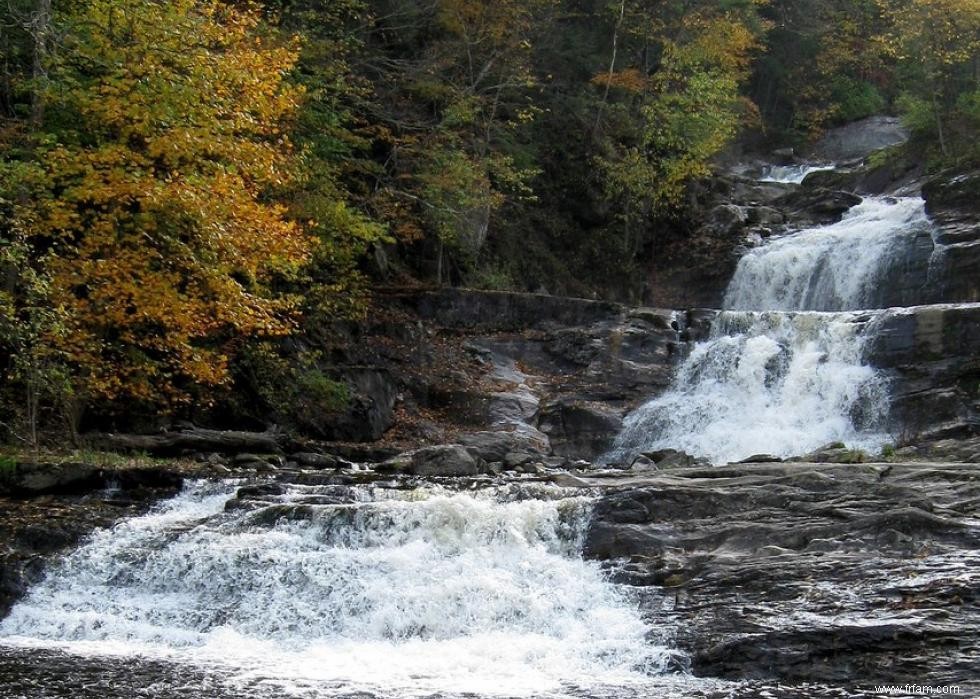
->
xmin=591 ymin=68 xmax=649 ymax=94
xmin=17 ymin=0 xmax=311 ymax=408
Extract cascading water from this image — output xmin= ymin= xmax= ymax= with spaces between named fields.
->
xmin=606 ymin=312 xmax=889 ymax=464
xmin=608 ymin=193 xmax=934 ymax=464
xmin=759 ymin=163 xmax=835 ymax=184
xmin=0 ymin=480 xmax=681 ymax=698
xmin=724 ymin=197 xmax=932 ymax=312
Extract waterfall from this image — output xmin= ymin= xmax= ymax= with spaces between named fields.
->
xmin=759 ymin=163 xmax=835 ymax=184
xmin=608 ymin=193 xmax=930 ymax=464
xmin=0 ymin=480 xmax=675 ymax=698
xmin=724 ymin=197 xmax=932 ymax=312
xmin=606 ymin=312 xmax=890 ymax=464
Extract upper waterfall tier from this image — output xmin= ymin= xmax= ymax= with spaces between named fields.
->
xmin=724 ymin=197 xmax=937 ymax=312
xmin=759 ymin=163 xmax=835 ymax=184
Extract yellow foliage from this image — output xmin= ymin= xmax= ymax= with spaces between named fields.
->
xmin=17 ymin=0 xmax=310 ymax=406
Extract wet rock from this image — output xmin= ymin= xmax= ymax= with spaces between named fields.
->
xmin=800 ymin=445 xmax=869 ymax=464
xmin=289 ymin=452 xmax=340 ymax=469
xmin=538 ymin=400 xmax=623 ymax=461
xmin=922 ymin=169 xmax=980 ymax=303
xmin=584 ymin=462 xmax=980 ymax=686
xmin=378 ymin=445 xmax=483 ymax=477
xmin=0 ymin=465 xmax=184 ymax=617
xmin=630 ymin=455 xmax=657 ymax=470
xmin=641 ymin=449 xmax=703 ymax=469
xmin=778 ymin=188 xmax=863 ymax=225
xmin=868 ymin=305 xmax=980 ymax=441
xmin=738 ymin=453 xmax=783 ymax=464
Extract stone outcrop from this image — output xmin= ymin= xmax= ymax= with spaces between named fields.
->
xmin=923 ymin=170 xmax=980 ymax=304
xmin=808 ymin=115 xmax=910 ymax=162
xmin=378 ymin=444 xmax=484 ymax=477
xmin=0 ymin=463 xmax=187 ymax=618
xmin=867 ymin=304 xmax=980 ymax=441
xmin=583 ymin=462 xmax=979 ymax=686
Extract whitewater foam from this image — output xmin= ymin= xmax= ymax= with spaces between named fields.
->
xmin=606 ymin=311 xmax=890 ymax=464
xmin=725 ymin=197 xmax=931 ymax=312
xmin=0 ymin=480 xmax=675 ymax=698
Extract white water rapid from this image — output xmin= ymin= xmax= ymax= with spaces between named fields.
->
xmin=0 ymin=480 xmax=679 ymax=698
xmin=759 ymin=163 xmax=835 ymax=184
xmin=608 ymin=193 xmax=931 ymax=464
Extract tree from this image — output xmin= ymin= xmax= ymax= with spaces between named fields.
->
xmin=353 ymin=0 xmax=546 ymax=282
xmin=593 ymin=5 xmax=765 ymax=259
xmin=877 ymin=0 xmax=980 ymax=158
xmin=7 ymin=0 xmax=310 ymax=409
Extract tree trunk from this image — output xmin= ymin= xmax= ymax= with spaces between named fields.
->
xmin=592 ymin=0 xmax=626 ymax=138
xmin=93 ymin=428 xmax=285 ymax=455
xmin=30 ymin=0 xmax=52 ymax=129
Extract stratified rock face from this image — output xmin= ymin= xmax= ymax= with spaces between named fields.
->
xmin=808 ymin=115 xmax=909 ymax=162
xmin=320 ymin=368 xmax=398 ymax=442
xmin=584 ymin=463 xmax=980 ymax=687
xmin=923 ymin=170 xmax=980 ymax=304
xmin=411 ymin=288 xmax=625 ymax=332
xmin=868 ymin=304 xmax=980 ymax=440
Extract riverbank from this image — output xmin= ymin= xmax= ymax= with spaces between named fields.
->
xmin=0 ymin=457 xmax=976 ymax=696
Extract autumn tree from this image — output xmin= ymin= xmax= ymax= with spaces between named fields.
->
xmin=275 ymin=0 xmax=387 ymax=321
xmin=877 ymin=0 xmax=980 ymax=159
xmin=4 ymin=0 xmax=310 ymax=413
xmin=351 ymin=0 xmax=548 ymax=282
xmin=591 ymin=2 xmax=766 ymax=261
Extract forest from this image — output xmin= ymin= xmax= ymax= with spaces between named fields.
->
xmin=1 ymin=0 xmax=979 ymax=443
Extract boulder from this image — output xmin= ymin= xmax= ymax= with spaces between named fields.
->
xmin=457 ymin=429 xmax=549 ymax=462
xmin=705 ymin=204 xmax=748 ymax=237
xmin=778 ymin=188 xmax=863 ymax=225
xmin=0 ymin=462 xmax=102 ymax=496
xmin=379 ymin=445 xmax=483 ymax=477
xmin=290 ymin=452 xmax=341 ymax=469
xmin=538 ymin=400 xmax=623 ymax=461
xmin=809 ymin=116 xmax=909 ymax=161
xmin=799 ymin=445 xmax=868 ymax=464
xmin=738 ymin=453 xmax=783 ymax=464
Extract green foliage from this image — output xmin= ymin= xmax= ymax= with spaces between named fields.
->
xmin=829 ymin=77 xmax=886 ymax=123
xmin=238 ymin=343 xmax=350 ymax=433
xmin=0 ymin=455 xmax=16 ymax=474
xmin=3 ymin=0 xmax=979 ymax=439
